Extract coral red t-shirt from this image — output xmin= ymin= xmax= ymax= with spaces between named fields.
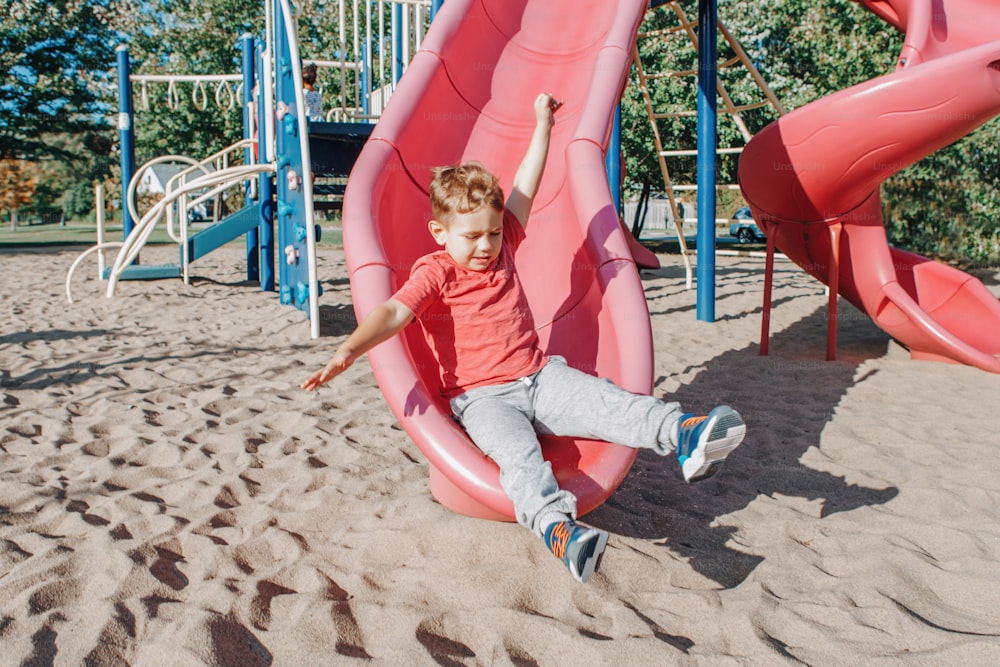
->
xmin=392 ymin=210 xmax=547 ymax=398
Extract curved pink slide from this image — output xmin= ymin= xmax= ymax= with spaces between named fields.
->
xmin=342 ymin=0 xmax=653 ymax=520
xmin=738 ymin=0 xmax=1000 ymax=373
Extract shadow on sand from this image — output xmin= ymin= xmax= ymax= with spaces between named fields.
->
xmin=585 ymin=298 xmax=900 ymax=589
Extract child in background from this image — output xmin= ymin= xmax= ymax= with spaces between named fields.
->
xmin=302 ymin=93 xmax=746 ymax=583
xmin=302 ymin=62 xmax=323 ymax=122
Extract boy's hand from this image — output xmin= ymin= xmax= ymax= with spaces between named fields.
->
xmin=300 ymin=299 xmax=414 ymax=393
xmin=301 ymin=352 xmax=352 ymax=391
xmin=535 ymin=93 xmax=562 ymax=128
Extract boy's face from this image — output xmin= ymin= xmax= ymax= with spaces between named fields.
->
xmin=428 ymin=206 xmax=503 ymax=271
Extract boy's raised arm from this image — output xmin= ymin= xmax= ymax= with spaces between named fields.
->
xmin=301 ymin=298 xmax=414 ymax=391
xmin=507 ymin=93 xmax=562 ymax=228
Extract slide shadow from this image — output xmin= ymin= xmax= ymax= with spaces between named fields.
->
xmin=1 ymin=340 xmax=296 ymax=392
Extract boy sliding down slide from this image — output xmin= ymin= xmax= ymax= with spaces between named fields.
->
xmin=302 ymin=93 xmax=747 ymax=583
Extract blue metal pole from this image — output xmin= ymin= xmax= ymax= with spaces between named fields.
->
xmin=257 ymin=40 xmax=275 ymax=292
xmin=392 ymin=3 xmax=403 ymax=87
xmin=696 ymin=0 xmax=717 ymax=322
xmin=606 ymin=104 xmax=623 ymax=216
xmin=240 ymin=33 xmax=259 ymax=283
xmin=361 ymin=40 xmax=371 ymax=120
xmin=115 ymin=45 xmax=136 ymax=242
xmin=430 ymin=0 xmax=444 ymax=21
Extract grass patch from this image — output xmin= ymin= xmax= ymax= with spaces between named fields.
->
xmin=0 ymin=220 xmax=343 ymax=249
xmin=0 ymin=221 xmax=172 ymax=248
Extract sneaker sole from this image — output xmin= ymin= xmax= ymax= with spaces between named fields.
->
xmin=682 ymin=407 xmax=746 ymax=483
xmin=571 ymin=529 xmax=609 ymax=583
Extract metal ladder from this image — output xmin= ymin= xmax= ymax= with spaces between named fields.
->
xmin=631 ymin=0 xmax=785 ymax=286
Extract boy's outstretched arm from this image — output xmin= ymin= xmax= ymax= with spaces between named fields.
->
xmin=507 ymin=92 xmax=562 ymax=228
xmin=301 ymin=298 xmax=414 ymax=391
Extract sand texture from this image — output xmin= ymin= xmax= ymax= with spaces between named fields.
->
xmin=2 ymin=244 xmax=1000 ymax=665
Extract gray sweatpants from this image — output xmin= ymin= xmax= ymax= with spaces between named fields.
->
xmin=449 ymin=356 xmax=682 ymax=536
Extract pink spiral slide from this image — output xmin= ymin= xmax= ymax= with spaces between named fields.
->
xmin=738 ymin=0 xmax=1000 ymax=372
xmin=342 ymin=0 xmax=653 ymax=520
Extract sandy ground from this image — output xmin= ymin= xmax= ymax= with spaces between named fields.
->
xmin=2 ymin=244 xmax=999 ymax=666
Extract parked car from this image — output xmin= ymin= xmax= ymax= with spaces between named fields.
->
xmin=729 ymin=206 xmax=766 ymax=244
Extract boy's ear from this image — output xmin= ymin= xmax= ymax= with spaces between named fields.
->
xmin=427 ymin=219 xmax=447 ymax=245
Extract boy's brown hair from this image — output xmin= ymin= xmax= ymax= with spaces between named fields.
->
xmin=429 ymin=162 xmax=504 ymax=224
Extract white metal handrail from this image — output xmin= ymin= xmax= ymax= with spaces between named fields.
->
xmin=104 ymin=162 xmax=276 ymax=298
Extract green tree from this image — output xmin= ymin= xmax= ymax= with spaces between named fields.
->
xmin=0 ymin=1 xmax=119 ymax=160
xmin=883 ymin=121 xmax=1000 ymax=264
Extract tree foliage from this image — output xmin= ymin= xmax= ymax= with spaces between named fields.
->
xmin=0 ymin=0 xmax=119 ymax=160
xmin=0 ymin=1 xmax=120 ymax=223
xmin=883 ymin=122 xmax=1000 ymax=264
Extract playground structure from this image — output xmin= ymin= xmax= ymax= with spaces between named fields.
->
xmin=738 ymin=0 xmax=1000 ymax=372
xmin=68 ymin=0 xmax=779 ymax=331
xmin=68 ymin=0 xmax=440 ymax=339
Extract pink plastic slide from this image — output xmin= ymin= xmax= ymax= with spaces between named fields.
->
xmin=738 ymin=0 xmax=1000 ymax=373
xmin=342 ymin=0 xmax=653 ymax=520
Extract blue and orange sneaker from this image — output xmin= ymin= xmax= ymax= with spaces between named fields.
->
xmin=675 ymin=406 xmax=746 ymax=483
xmin=544 ymin=520 xmax=608 ymax=583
